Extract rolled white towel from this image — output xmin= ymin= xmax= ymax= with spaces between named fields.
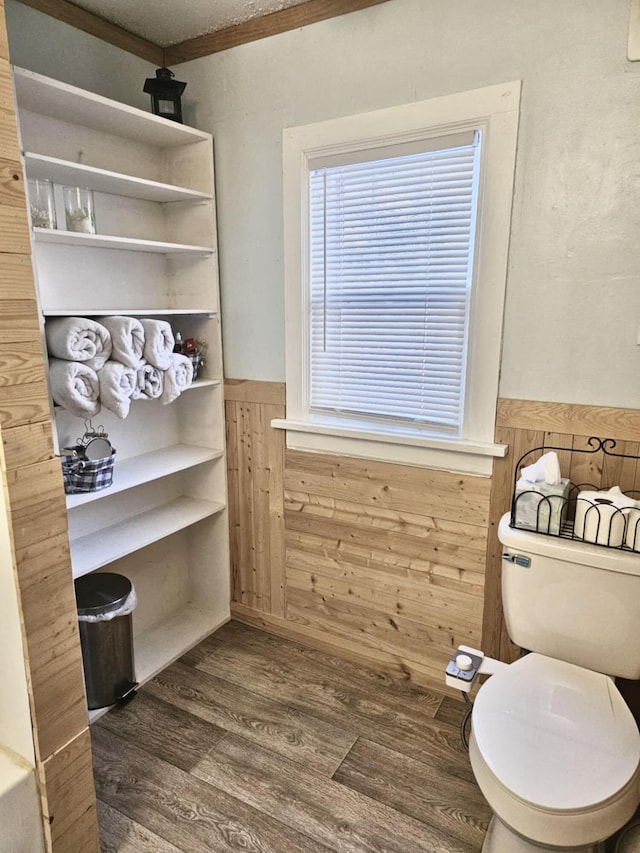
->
xmin=161 ymin=353 xmax=194 ymax=404
xmin=98 ymin=361 xmax=136 ymax=419
xmin=132 ymin=362 xmax=164 ymax=400
xmin=100 ymin=316 xmax=145 ymax=369
xmin=45 ymin=316 xmax=112 ymax=371
xmin=48 ymin=358 xmax=101 ymax=418
xmin=139 ymin=319 xmax=175 ymax=370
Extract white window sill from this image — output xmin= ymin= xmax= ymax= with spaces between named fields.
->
xmin=271 ymin=417 xmax=506 ymax=475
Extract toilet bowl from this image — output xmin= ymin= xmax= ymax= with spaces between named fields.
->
xmin=469 ymin=653 xmax=640 ymax=850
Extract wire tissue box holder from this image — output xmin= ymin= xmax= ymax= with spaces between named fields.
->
xmin=509 ymin=437 xmax=640 ymax=552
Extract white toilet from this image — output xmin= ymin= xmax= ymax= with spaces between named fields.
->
xmin=467 ymin=513 xmax=640 ymax=852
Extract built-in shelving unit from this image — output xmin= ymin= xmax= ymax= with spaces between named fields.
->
xmin=14 ymin=66 xmax=230 ymax=714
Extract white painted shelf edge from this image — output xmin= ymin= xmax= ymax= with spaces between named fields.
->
xmin=87 ymin=608 xmax=230 ymax=724
xmin=43 ymin=309 xmax=218 ymax=317
xmin=13 ymin=66 xmax=210 ymax=147
xmin=66 ymin=444 xmax=225 ymax=509
xmin=70 ymin=496 xmax=226 ymax=579
xmin=53 ymin=378 xmax=221 ymax=413
xmin=24 ymin=153 xmax=213 ymax=203
xmin=33 ymin=228 xmax=215 ymax=254
xmin=187 ymin=379 xmax=221 ymax=390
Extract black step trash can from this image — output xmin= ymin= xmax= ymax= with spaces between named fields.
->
xmin=75 ymin=573 xmax=138 ymax=710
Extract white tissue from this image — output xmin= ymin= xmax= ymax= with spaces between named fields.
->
xmin=520 ymin=451 xmax=562 ymax=485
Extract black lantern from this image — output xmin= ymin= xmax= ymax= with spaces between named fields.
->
xmin=143 ymin=67 xmax=186 ymax=123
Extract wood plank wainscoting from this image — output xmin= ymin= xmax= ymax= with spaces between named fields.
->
xmin=226 ymin=380 xmax=640 ymax=695
xmin=0 ymin=9 xmax=99 ymax=849
xmin=226 ymin=379 xmax=491 ymax=688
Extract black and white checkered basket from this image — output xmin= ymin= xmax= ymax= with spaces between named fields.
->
xmin=188 ymin=351 xmax=203 ymax=380
xmin=61 ymin=448 xmax=116 ymax=494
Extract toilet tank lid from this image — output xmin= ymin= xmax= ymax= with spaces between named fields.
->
xmin=498 ymin=513 xmax=640 ymax=578
xmin=472 ymin=654 xmax=640 ymax=810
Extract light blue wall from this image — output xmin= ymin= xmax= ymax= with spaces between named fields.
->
xmin=177 ymin=0 xmax=640 ymax=407
xmin=7 ymin=0 xmax=640 ymax=408
xmin=5 ymin=0 xmax=153 ymax=110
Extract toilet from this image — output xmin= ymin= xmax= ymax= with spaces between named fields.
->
xmin=466 ymin=513 xmax=640 ymax=852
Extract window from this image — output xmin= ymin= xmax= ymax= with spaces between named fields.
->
xmin=309 ymin=131 xmax=479 ymax=435
xmin=275 ymin=82 xmax=520 ymax=474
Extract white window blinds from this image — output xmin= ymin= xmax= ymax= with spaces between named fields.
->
xmin=308 ymin=131 xmax=481 ymax=435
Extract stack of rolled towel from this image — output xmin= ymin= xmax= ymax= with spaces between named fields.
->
xmin=46 ymin=316 xmax=194 ymax=419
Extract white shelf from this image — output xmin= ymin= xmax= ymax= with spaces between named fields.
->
xmin=70 ymin=497 xmax=226 ymax=578
xmin=66 ymin=444 xmax=224 ymax=509
xmin=14 ymin=67 xmax=209 ymax=147
xmin=33 ymin=228 xmax=215 ymax=255
xmin=53 ymin=379 xmax=220 ymax=412
xmin=185 ymin=378 xmax=221 ymax=391
xmin=135 ymin=606 xmax=228 ymax=684
xmin=87 ymin=607 xmax=229 ymax=725
xmin=24 ymin=153 xmax=213 ymax=204
xmin=42 ymin=308 xmax=217 ymax=317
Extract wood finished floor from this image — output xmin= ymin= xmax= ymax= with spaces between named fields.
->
xmin=92 ymin=620 xmax=491 ymax=852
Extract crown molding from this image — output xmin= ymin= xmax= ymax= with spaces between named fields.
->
xmin=165 ymin=0 xmax=391 ymax=65
xmin=14 ymin=0 xmax=392 ymax=66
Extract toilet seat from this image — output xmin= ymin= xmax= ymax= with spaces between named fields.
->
xmin=470 ymin=653 xmax=640 ymax=847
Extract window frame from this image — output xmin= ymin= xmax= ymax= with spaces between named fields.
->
xmin=274 ymin=81 xmax=521 ymax=474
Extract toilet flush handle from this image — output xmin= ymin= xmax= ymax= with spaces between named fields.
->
xmin=503 ymin=552 xmax=531 ymax=568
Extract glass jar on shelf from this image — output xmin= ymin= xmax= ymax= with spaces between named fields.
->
xmin=28 ymin=178 xmax=57 ymax=229
xmin=63 ymin=186 xmax=96 ymax=234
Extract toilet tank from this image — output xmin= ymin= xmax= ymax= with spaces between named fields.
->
xmin=498 ymin=513 xmax=640 ymax=678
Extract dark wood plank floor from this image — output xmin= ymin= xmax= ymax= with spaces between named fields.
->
xmin=92 ymin=620 xmax=491 ymax=852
